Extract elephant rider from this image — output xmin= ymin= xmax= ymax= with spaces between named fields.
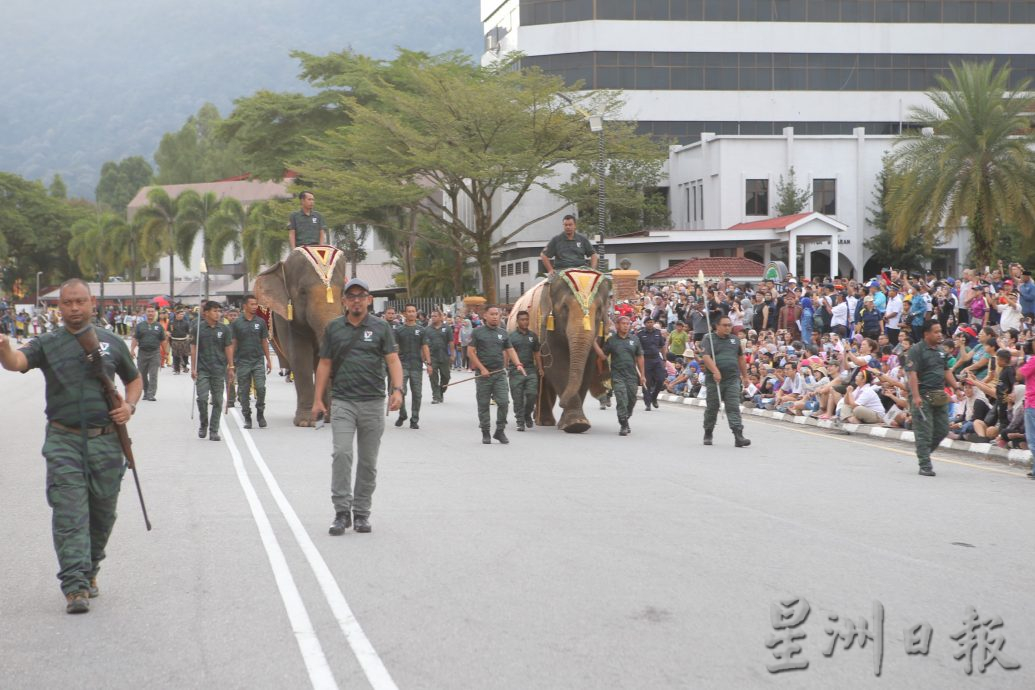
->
xmin=426 ymin=310 xmax=454 ymax=403
xmin=288 ymin=191 xmax=328 ymax=249
xmin=540 ymin=214 xmax=598 ymax=278
xmin=229 ymin=295 xmax=273 ymax=429
xmin=191 ymin=301 xmax=234 ymax=442
xmin=468 ymin=305 xmax=525 ymax=445
xmin=169 ymin=308 xmax=192 ymax=374
xmin=700 ymin=315 xmax=751 ymax=448
xmin=637 ymin=316 xmax=667 ymax=411
xmin=394 ymin=304 xmax=431 ymax=430
xmin=593 ymin=315 xmax=646 ymax=436
xmin=508 ymin=310 xmax=544 ymax=432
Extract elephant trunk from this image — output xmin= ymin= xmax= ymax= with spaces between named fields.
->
xmin=558 ymin=316 xmax=596 ymax=409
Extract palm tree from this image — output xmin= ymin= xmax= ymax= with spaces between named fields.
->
xmin=241 ymin=200 xmax=291 ymax=275
xmin=409 ymin=238 xmax=476 ymax=297
xmin=177 ymin=190 xmax=228 ymax=300
xmin=209 ymin=197 xmax=247 ymax=292
xmin=887 ymin=61 xmax=1035 ymax=268
xmin=135 ymin=188 xmax=184 ymax=297
xmin=332 ymin=224 xmax=369 ymax=279
xmin=68 ymin=212 xmax=125 ymax=318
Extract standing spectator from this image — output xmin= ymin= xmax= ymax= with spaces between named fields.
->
xmin=1018 ymin=270 xmax=1035 ymax=321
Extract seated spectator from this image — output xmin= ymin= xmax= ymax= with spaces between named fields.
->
xmin=837 ymin=369 xmax=886 ymax=424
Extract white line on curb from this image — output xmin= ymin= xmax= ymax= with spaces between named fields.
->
xmin=230 ymin=410 xmax=400 ymax=690
xmin=223 ymin=423 xmax=339 ymax=690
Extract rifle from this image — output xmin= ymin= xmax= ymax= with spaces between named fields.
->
xmin=73 ymin=325 xmax=153 ymax=531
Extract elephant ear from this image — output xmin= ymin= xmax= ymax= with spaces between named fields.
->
xmin=254 ymin=261 xmax=289 ymax=320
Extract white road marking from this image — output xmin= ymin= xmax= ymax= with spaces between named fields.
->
xmin=230 ymin=410 xmax=400 ymax=690
xmin=223 ymin=425 xmax=339 ymax=690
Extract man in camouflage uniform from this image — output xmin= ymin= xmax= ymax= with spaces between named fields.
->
xmin=224 ymin=307 xmax=239 ymax=408
xmin=0 ymin=279 xmax=142 ymax=614
xmin=230 ymin=295 xmax=273 ymax=429
xmin=426 ymin=309 xmax=454 ymax=403
xmin=905 ymin=321 xmax=959 ymax=477
xmin=508 ymin=310 xmax=543 ymax=432
xmin=700 ymin=315 xmax=751 ymax=448
xmin=191 ymin=301 xmax=234 ymax=442
xmin=393 ymin=304 xmax=431 ymax=430
xmin=169 ymin=307 xmax=192 ymax=374
xmin=468 ymin=305 xmax=525 ymax=444
xmin=130 ymin=304 xmax=165 ymax=401
xmin=593 ymin=315 xmax=645 ymax=436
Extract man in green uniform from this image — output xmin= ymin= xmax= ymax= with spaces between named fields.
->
xmin=224 ymin=307 xmax=239 ymax=408
xmin=393 ymin=303 xmax=431 ymax=430
xmin=426 ymin=309 xmax=454 ymax=403
xmin=593 ymin=315 xmax=646 ymax=436
xmin=468 ymin=305 xmax=526 ymax=444
xmin=0 ymin=279 xmax=142 ymax=614
xmin=169 ymin=307 xmax=192 ymax=374
xmin=230 ymin=295 xmax=273 ymax=429
xmin=287 ymin=191 xmax=328 ymax=248
xmin=540 ymin=215 xmax=599 ymax=275
xmin=130 ymin=304 xmax=165 ymax=401
xmin=312 ymin=278 xmax=403 ymax=535
xmin=191 ymin=301 xmax=234 ymax=442
xmin=701 ymin=315 xmax=751 ymax=447
xmin=508 ymin=310 xmax=544 ymax=431
xmin=905 ymin=321 xmax=959 ymax=477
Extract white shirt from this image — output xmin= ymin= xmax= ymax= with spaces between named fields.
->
xmin=884 ymin=295 xmax=903 ymax=329
xmin=831 ymin=301 xmax=849 ymax=328
xmin=852 ymin=383 xmax=886 ymax=417
xmin=998 ymin=302 xmax=1023 ymax=332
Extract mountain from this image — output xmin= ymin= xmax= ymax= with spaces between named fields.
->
xmin=0 ymin=0 xmax=482 ymax=198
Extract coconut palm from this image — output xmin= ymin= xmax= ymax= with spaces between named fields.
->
xmin=209 ymin=197 xmax=248 ymax=292
xmin=135 ymin=188 xmax=185 ymax=297
xmin=176 ymin=190 xmax=226 ymax=299
xmin=887 ymin=61 xmax=1035 ymax=267
xmin=68 ymin=212 xmax=125 ymax=316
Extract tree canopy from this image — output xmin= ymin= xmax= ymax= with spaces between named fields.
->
xmin=95 ymin=156 xmax=154 ymax=214
xmin=154 ymin=104 xmax=245 ymax=185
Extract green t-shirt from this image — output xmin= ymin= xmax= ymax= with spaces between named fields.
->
xmin=192 ymin=321 xmax=233 ymax=374
xmin=319 ymin=315 xmax=398 ymax=401
xmin=21 ymin=327 xmax=139 ymax=427
xmin=668 ymin=329 xmax=688 ymax=356
xmin=425 ymin=323 xmax=454 ymax=361
xmin=701 ymin=332 xmax=743 ymax=375
xmin=469 ymin=324 xmax=513 ymax=370
xmin=508 ymin=328 xmax=540 ymax=371
xmin=543 ymin=232 xmax=595 ymax=269
xmin=395 ymin=323 xmax=429 ymax=368
xmin=905 ymin=340 xmax=948 ymax=393
xmin=133 ymin=319 xmax=166 ymax=352
xmin=230 ymin=314 xmax=270 ymax=365
xmin=289 ymin=210 xmax=326 ymax=246
xmin=602 ymin=333 xmax=643 ymax=379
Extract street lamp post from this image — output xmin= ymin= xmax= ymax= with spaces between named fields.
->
xmin=588 ymin=115 xmax=606 ymax=270
xmin=35 ymin=271 xmax=43 ymax=311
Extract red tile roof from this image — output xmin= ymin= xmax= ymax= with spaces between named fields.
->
xmin=728 ymin=212 xmax=812 ymax=231
xmin=646 ymin=257 xmax=765 ymax=280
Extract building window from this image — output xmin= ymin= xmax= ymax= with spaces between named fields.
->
xmin=668 ymin=258 xmax=684 ymax=267
xmin=500 ymin=264 xmax=506 ymax=276
xmin=745 ymin=179 xmax=768 ymax=216
xmin=813 ymin=179 xmax=837 ymax=215
xmin=522 ymin=260 xmax=529 ymax=273
xmin=685 ymin=186 xmax=691 ymax=225
xmin=520 ymin=281 xmax=525 ymax=294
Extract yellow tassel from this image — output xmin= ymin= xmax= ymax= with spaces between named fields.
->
xmin=546 ymin=312 xmax=555 ymax=331
xmin=583 ymin=313 xmax=591 ymax=331
xmin=287 ymin=300 xmax=294 ymax=321
xmin=326 ymin=284 xmax=333 ymax=303
xmin=598 ymin=320 xmax=604 ymax=337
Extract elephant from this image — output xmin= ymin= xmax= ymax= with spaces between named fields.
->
xmin=254 ymin=247 xmax=348 ymax=426
xmin=507 ymin=268 xmax=611 ymax=433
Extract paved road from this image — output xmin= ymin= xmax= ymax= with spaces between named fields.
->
xmin=2 ymin=361 xmax=1033 ymax=689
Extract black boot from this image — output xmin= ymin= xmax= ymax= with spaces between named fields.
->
xmin=733 ymin=429 xmax=751 ymax=447
xmin=493 ymin=428 xmax=509 ymax=444
xmin=516 ymin=421 xmax=525 ymax=431
xmin=481 ymin=428 xmax=492 ymax=444
xmin=242 ymin=410 xmax=253 ymax=429
xmin=525 ymin=415 xmax=534 ymax=429
xmin=395 ymin=410 xmax=408 ymax=427
xmin=198 ymin=403 xmax=208 ymax=438
xmin=257 ymin=408 xmax=267 ymax=428
xmin=619 ymin=422 xmax=630 ymax=436
xmin=703 ymin=429 xmax=713 ymax=446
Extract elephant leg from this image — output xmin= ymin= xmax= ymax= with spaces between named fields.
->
xmin=537 ymin=377 xmax=558 ymax=426
xmin=291 ymin=330 xmax=317 ymax=427
xmin=557 ymin=387 xmax=591 ymax=434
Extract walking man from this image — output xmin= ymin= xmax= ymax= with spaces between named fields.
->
xmin=287 ymin=191 xmax=327 ymax=249
xmin=637 ymin=316 xmax=667 ymax=410
xmin=191 ymin=301 xmax=234 ymax=442
xmin=905 ymin=321 xmax=959 ymax=477
xmin=540 ymin=215 xmax=599 ymax=275
xmin=169 ymin=307 xmax=192 ymax=374
xmin=230 ymin=295 xmax=273 ymax=429
xmin=130 ymin=305 xmax=165 ymax=401
xmin=468 ymin=305 xmax=525 ymax=444
xmin=394 ymin=304 xmax=431 ymax=430
xmin=508 ymin=310 xmax=543 ymax=431
xmin=426 ymin=310 xmax=454 ymax=403
xmin=701 ymin=315 xmax=751 ymax=447
xmin=593 ymin=315 xmax=645 ymax=436
xmin=0 ymin=279 xmax=141 ymax=613
xmin=312 ymin=278 xmax=402 ymax=535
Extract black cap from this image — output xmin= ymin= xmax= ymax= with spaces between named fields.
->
xmin=343 ymin=278 xmax=370 ymax=293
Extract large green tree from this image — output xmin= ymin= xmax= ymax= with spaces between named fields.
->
xmin=176 ymin=190 xmax=227 ymax=299
xmin=298 ymin=50 xmax=665 ymax=303
xmin=68 ymin=212 xmax=127 ymax=314
xmin=95 ymin=156 xmax=154 ymax=214
xmin=887 ymin=61 xmax=1035 ymax=269
xmin=154 ymin=104 xmax=246 ymax=184
xmin=135 ymin=188 xmax=185 ymax=296
xmin=241 ymin=199 xmax=292 ymax=275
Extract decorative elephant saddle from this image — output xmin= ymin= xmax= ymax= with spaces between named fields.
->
xmin=295 ymin=245 xmax=343 ymax=303
xmin=558 ymin=268 xmax=607 ymax=331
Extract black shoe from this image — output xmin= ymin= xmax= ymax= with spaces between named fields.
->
xmin=734 ymin=432 xmax=750 ymax=448
xmin=644 ymin=404 xmax=652 ymax=411
xmin=209 ymin=431 xmax=221 ymax=442
xmin=525 ymin=416 xmax=534 ymax=429
xmin=918 ymin=466 xmax=936 ymax=477
xmin=198 ymin=424 xmax=208 ymax=439
xmin=329 ymin=511 xmax=351 ymax=536
xmin=410 ymin=421 xmax=419 ymax=430
xmin=493 ymin=429 xmax=509 ymax=444
xmin=395 ymin=412 xmax=408 ymax=427
xmin=516 ymin=422 xmax=525 ymax=432
xmin=1027 ymin=470 xmax=1035 ymax=479
xmin=652 ymin=400 xmax=659 ymax=409
xmin=431 ymin=400 xmax=440 ymax=404
xmin=482 ymin=429 xmax=492 ymax=444
xmin=257 ymin=410 xmax=267 ymax=428
xmin=703 ymin=430 xmax=713 ymax=446
xmin=353 ymin=515 xmax=372 ymax=533
xmin=243 ymin=415 xmax=252 ymax=429
xmin=619 ymin=424 xmax=630 ymax=436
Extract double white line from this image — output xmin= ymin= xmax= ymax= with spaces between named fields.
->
xmin=223 ymin=409 xmax=398 ymax=690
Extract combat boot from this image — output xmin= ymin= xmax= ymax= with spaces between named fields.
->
xmin=395 ymin=411 xmax=408 ymax=427
xmin=619 ymin=423 xmax=630 ymax=436
xmin=257 ymin=408 xmax=267 ymax=429
xmin=87 ymin=577 xmax=99 ymax=598
xmin=703 ymin=429 xmax=713 ymax=446
xmin=242 ymin=410 xmax=253 ymax=429
xmin=493 ymin=429 xmax=509 ymax=444
xmin=481 ymin=428 xmax=492 ymax=444
xmin=65 ymin=591 xmax=90 ymax=614
xmin=516 ymin=420 xmax=525 ymax=432
xmin=328 ymin=511 xmax=351 ymax=536
xmin=198 ymin=403 xmax=208 ymax=439
xmin=525 ymin=415 xmax=534 ymax=429
xmin=733 ymin=430 xmax=751 ymax=448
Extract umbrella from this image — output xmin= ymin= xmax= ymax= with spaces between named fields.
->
xmin=150 ymin=295 xmax=172 ymax=308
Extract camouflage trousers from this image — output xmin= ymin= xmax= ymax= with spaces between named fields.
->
xmin=398 ymin=365 xmax=423 ymax=423
xmin=704 ymin=372 xmax=744 ymax=433
xmin=910 ymin=398 xmax=949 ymax=469
xmin=612 ymin=375 xmax=639 ymax=425
xmin=137 ymin=349 xmax=161 ymax=399
xmin=236 ymin=361 xmax=267 ymax=413
xmin=43 ymin=426 xmax=126 ymax=595
xmin=429 ymin=357 xmax=451 ymax=402
xmin=476 ymin=371 xmax=510 ymax=430
xmin=171 ymin=338 xmax=191 ymax=372
xmin=509 ymin=370 xmax=538 ymax=423
xmin=196 ymin=370 xmax=226 ymax=433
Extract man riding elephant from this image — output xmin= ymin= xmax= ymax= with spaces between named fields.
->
xmin=540 ymin=215 xmax=598 ymax=275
